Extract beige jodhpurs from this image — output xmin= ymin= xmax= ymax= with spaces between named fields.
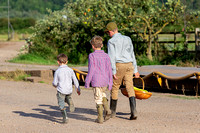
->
xmin=93 ymin=87 xmax=107 ymax=104
xmin=111 ymin=62 xmax=135 ymax=100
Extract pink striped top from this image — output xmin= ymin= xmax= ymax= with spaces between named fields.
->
xmin=85 ymin=50 xmax=113 ymax=90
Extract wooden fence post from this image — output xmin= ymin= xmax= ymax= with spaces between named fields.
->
xmin=195 ymin=28 xmax=200 ymax=59
xmin=136 ymin=34 xmax=139 ymax=52
xmin=174 ymin=29 xmax=176 ymax=49
xmin=154 ymin=35 xmax=159 ymax=57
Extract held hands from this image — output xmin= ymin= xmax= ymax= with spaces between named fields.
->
xmin=113 ymin=74 xmax=118 ymax=80
xmin=77 ymin=86 xmax=81 ymax=95
xmin=77 ymin=90 xmax=81 ymax=95
xmin=113 ymin=72 xmax=140 ymax=80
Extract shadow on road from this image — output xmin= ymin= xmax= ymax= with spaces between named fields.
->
xmin=13 ymin=104 xmax=97 ymax=123
xmin=115 ymin=112 xmax=131 ymax=120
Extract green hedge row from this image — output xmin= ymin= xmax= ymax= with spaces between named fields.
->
xmin=0 ymin=18 xmax=36 ymax=29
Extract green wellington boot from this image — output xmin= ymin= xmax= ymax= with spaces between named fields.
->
xmin=110 ymin=99 xmax=117 ymax=118
xmin=102 ymin=97 xmax=111 ymax=121
xmin=61 ymin=109 xmax=69 ymax=123
xmin=95 ymin=104 xmax=104 ymax=124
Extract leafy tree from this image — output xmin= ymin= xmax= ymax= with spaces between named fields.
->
xmin=127 ymin=0 xmax=184 ymax=61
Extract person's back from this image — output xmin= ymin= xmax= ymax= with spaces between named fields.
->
xmin=105 ymin=22 xmax=140 ymax=120
xmin=53 ymin=53 xmax=80 ymax=124
xmin=54 ymin=66 xmax=77 ymax=94
xmin=108 ymin=33 xmax=134 ymax=64
xmin=86 ymin=51 xmax=112 ymax=89
xmin=85 ymin=35 xmax=113 ymax=124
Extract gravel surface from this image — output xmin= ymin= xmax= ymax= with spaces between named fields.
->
xmin=0 ymin=41 xmax=200 ymax=133
xmin=0 ymin=80 xmax=200 ymax=133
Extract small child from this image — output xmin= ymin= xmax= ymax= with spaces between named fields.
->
xmin=53 ymin=53 xmax=81 ymax=124
xmin=85 ymin=35 xmax=113 ymax=124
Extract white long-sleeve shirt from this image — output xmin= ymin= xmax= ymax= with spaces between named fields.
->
xmin=52 ymin=65 xmax=79 ymax=94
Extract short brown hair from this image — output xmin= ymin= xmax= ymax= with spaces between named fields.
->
xmin=57 ymin=53 xmax=68 ymax=64
xmin=90 ymin=35 xmax=103 ymax=48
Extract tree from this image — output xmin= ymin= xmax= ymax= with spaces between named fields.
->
xmin=127 ymin=0 xmax=184 ymax=60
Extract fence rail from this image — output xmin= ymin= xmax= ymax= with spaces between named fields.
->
xmin=132 ymin=28 xmax=200 ymax=57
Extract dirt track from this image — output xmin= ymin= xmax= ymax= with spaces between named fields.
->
xmin=0 ymin=41 xmax=58 ymax=71
xmin=0 ymin=42 xmax=200 ymax=133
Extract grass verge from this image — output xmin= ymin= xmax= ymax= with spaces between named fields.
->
xmin=0 ymin=69 xmax=31 ymax=81
xmin=0 ymin=29 xmax=33 ymax=41
xmin=9 ymin=53 xmax=57 ymax=65
xmin=9 ymin=53 xmax=88 ymax=67
xmin=167 ymin=95 xmax=200 ymax=100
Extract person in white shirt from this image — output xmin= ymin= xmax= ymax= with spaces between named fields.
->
xmin=105 ymin=22 xmax=140 ymax=120
xmin=53 ymin=53 xmax=81 ymax=123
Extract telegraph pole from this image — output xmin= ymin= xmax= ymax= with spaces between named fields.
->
xmin=0 ymin=0 xmax=12 ymax=40
xmin=8 ymin=0 xmax=10 ymax=40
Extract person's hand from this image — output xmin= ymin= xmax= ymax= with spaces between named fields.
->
xmin=113 ymin=74 xmax=118 ymax=80
xmin=77 ymin=86 xmax=81 ymax=95
xmin=134 ymin=72 xmax=140 ymax=78
xmin=77 ymin=89 xmax=81 ymax=95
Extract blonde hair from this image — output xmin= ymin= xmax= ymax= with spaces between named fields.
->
xmin=90 ymin=35 xmax=103 ymax=48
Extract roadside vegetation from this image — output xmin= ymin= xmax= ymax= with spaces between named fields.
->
xmin=9 ymin=53 xmax=88 ymax=66
xmin=167 ymin=95 xmax=200 ymax=100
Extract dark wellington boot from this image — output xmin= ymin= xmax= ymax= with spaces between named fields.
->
xmin=110 ymin=98 xmax=117 ymax=118
xmin=129 ymin=96 xmax=137 ymax=120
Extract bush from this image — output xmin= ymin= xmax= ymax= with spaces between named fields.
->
xmin=160 ymin=51 xmax=198 ymax=66
xmin=136 ymin=54 xmax=161 ymax=66
xmin=29 ymin=39 xmax=57 ymax=60
xmin=0 ymin=18 xmax=36 ymax=30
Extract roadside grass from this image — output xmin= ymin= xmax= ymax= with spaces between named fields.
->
xmin=9 ymin=53 xmax=88 ymax=67
xmin=167 ymin=95 xmax=200 ymax=100
xmin=0 ymin=34 xmax=8 ymax=41
xmin=0 ymin=28 xmax=33 ymax=41
xmin=0 ymin=69 xmax=31 ymax=81
xmin=9 ymin=53 xmax=57 ymax=65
